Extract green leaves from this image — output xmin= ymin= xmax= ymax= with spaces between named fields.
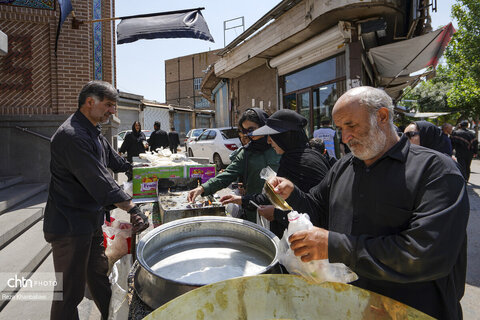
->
xmin=401 ymin=1 xmax=480 ymax=121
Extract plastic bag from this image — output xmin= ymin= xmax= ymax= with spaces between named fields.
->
xmin=225 ymin=203 xmax=243 ymax=218
xmin=122 ymin=181 xmax=133 ymax=197
xmin=278 ymin=211 xmax=358 ymax=284
xmin=108 ymin=254 xmax=132 ymax=320
xmin=259 ymin=166 xmax=277 ymax=181
xmin=102 ymin=218 xmax=132 ymax=271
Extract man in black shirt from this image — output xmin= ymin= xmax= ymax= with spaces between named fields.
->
xmin=148 ymin=121 xmax=169 ymax=151
xmin=168 ymin=126 xmax=180 ymax=153
xmin=451 ymin=120 xmax=478 ymax=181
xmin=44 ymin=81 xmax=149 ymax=320
xmin=271 ymin=86 xmax=468 ymax=320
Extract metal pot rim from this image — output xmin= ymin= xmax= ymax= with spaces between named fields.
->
xmin=136 ymin=216 xmax=280 ymax=286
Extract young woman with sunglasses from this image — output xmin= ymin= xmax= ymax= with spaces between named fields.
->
xmin=187 ymin=108 xmax=281 ymax=223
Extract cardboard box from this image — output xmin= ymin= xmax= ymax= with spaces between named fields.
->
xmin=132 ymin=166 xmax=184 ymax=199
xmin=187 ymin=165 xmax=216 ymax=184
xmin=132 ymin=164 xmax=217 ymax=200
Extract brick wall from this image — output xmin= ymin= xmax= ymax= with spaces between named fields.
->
xmin=231 ymin=64 xmax=277 ymax=125
xmin=165 ymin=50 xmax=220 ymax=108
xmin=0 ymin=0 xmax=115 ymax=116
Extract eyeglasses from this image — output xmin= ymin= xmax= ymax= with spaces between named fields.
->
xmin=405 ymin=131 xmax=419 ymax=139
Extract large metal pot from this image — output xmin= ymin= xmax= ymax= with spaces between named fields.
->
xmin=134 ymin=216 xmax=280 ymax=309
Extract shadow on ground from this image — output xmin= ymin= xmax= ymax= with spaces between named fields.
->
xmin=466 ymin=182 xmax=480 ymax=287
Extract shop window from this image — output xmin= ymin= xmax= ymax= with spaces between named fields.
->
xmin=284 ymin=54 xmax=345 ymax=93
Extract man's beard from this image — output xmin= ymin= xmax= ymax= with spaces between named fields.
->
xmin=347 ymin=115 xmax=386 ymax=161
xmin=100 ymin=113 xmax=112 ymax=124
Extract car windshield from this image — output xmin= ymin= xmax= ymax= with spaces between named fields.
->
xmin=192 ymin=129 xmax=204 ymax=137
xmin=221 ymin=128 xmax=239 ymax=140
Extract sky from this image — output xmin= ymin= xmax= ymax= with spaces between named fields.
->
xmin=115 ymin=0 xmax=457 ymax=103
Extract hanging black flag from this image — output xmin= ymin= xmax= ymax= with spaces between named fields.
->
xmin=117 ymin=9 xmax=214 ymax=44
xmin=55 ymin=0 xmax=73 ymax=54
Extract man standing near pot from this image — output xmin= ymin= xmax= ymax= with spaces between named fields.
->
xmin=271 ymin=86 xmax=468 ymax=320
xmin=44 ymin=81 xmax=149 ymax=320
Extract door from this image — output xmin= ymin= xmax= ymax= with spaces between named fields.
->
xmin=194 ymin=129 xmax=211 ymax=158
xmin=204 ymin=130 xmax=217 ymax=161
xmin=312 ymin=83 xmax=337 ymax=131
xmin=297 ymin=91 xmax=311 ymax=137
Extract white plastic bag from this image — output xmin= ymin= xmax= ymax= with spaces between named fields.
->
xmin=122 ymin=181 xmax=133 ymax=197
xmin=278 ymin=211 xmax=358 ymax=284
xmin=108 ymin=254 xmax=132 ymax=320
xmin=102 ymin=218 xmax=132 ymax=271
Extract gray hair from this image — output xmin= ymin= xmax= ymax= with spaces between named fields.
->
xmin=78 ymin=80 xmax=118 ymax=109
xmin=343 ymin=86 xmax=396 ymax=131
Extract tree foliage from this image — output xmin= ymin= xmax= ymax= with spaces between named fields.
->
xmin=444 ymin=0 xmax=480 ymax=119
xmin=399 ymin=1 xmax=480 ymax=125
xmin=401 ymin=65 xmax=452 ymax=113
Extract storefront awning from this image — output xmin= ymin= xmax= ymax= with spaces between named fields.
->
xmin=404 ymin=112 xmax=451 ymax=119
xmin=368 ymin=23 xmax=455 ymax=79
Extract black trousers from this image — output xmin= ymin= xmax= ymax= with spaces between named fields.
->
xmin=45 ymin=228 xmax=111 ymax=320
xmin=457 ymin=154 xmax=473 ymax=181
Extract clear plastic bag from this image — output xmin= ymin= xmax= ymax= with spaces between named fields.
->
xmin=102 ymin=218 xmax=132 ymax=271
xmin=122 ymin=181 xmax=133 ymax=197
xmin=278 ymin=211 xmax=358 ymax=284
xmin=108 ymin=254 xmax=132 ymax=320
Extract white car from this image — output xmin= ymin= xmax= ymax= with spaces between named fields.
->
xmin=187 ymin=127 xmax=241 ymax=170
xmin=116 ymin=130 xmax=152 ymax=150
xmin=184 ymin=128 xmax=206 ymax=152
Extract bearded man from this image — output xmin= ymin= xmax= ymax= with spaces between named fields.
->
xmin=270 ymin=86 xmax=468 ymax=319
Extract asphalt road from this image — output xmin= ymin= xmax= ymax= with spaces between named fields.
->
xmin=460 ymin=159 xmax=480 ymax=319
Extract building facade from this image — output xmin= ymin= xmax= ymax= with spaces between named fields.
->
xmin=0 ymin=0 xmax=116 ymax=182
xmin=202 ymin=0 xmax=435 ymax=136
xmin=165 ymin=50 xmax=220 ymax=127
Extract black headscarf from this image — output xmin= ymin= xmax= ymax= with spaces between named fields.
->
xmin=415 ymin=121 xmax=450 ymax=154
xmin=131 ymin=121 xmax=142 ymax=138
xmin=244 ymin=108 xmax=271 ymax=153
xmin=271 ymin=131 xmax=328 ymax=192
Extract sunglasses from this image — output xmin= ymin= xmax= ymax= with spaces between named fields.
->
xmin=405 ymin=131 xmax=419 ymax=139
xmin=240 ymin=127 xmax=256 ymax=135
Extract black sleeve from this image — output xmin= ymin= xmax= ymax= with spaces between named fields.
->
xmin=65 ymin=136 xmax=131 ymax=206
xmin=328 ymin=173 xmax=469 ymax=283
xmin=273 ymin=208 xmax=289 ymax=228
xmin=147 ymin=132 xmax=153 ymax=145
xmin=242 ymin=192 xmax=270 ymax=206
xmin=161 ymin=133 xmax=169 ymax=148
xmin=119 ymin=133 xmax=130 ymax=153
xmin=106 ymin=141 xmax=132 ymax=173
xmin=471 ymin=134 xmax=478 ymax=153
xmin=286 ymin=171 xmax=331 ymax=228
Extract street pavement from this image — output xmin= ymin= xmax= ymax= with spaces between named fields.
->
xmin=460 ymin=158 xmax=480 ymax=319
